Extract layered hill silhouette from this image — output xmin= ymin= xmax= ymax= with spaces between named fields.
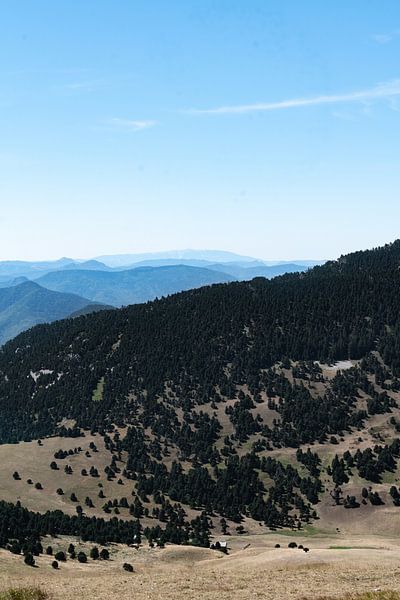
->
xmin=204 ymin=261 xmax=308 ymax=280
xmin=0 ymin=256 xmax=311 ymax=345
xmin=0 ymin=251 xmax=318 ymax=284
xmin=0 ymin=254 xmax=315 ymax=341
xmin=0 ymin=281 xmax=102 ymax=345
xmin=94 ymin=248 xmax=261 ymax=267
xmin=34 ymin=265 xmax=235 ymax=306
xmin=0 ymin=257 xmax=75 ymax=283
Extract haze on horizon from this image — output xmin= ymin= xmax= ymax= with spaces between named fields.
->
xmin=1 ymin=1 xmax=399 ymax=262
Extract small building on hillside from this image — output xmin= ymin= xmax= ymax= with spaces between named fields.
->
xmin=211 ymin=540 xmax=228 ymax=553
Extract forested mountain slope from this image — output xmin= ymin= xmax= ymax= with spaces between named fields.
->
xmin=1 ymin=240 xmax=400 ymax=441
xmin=1 ymin=240 xmax=400 ymax=552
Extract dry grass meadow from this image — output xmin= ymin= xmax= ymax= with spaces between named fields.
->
xmin=2 ymin=531 xmax=400 ymax=600
xmin=2 ymin=361 xmax=400 ymax=598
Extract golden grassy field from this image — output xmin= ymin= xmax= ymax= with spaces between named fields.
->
xmin=2 ymin=531 xmax=400 ymax=600
xmin=1 ymin=361 xmax=400 ymax=598
xmin=2 ymin=419 xmax=400 ymax=599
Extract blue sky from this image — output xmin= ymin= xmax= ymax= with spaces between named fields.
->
xmin=0 ymin=1 xmax=399 ymax=261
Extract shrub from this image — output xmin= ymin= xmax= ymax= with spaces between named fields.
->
xmin=24 ymin=553 xmax=35 ymax=567
xmin=54 ymin=551 xmax=66 ymax=562
xmin=100 ymin=548 xmax=110 ymax=560
xmin=288 ymin=542 xmax=297 ymax=548
xmin=123 ymin=563 xmax=134 ymax=572
xmin=77 ymin=552 xmax=87 ymax=563
xmin=0 ymin=587 xmax=48 ymax=600
xmin=51 ymin=561 xmax=59 ymax=569
xmin=90 ymin=547 xmax=99 ymax=560
xmin=10 ymin=542 xmax=21 ymax=555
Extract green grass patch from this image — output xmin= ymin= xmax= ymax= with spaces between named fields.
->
xmin=92 ymin=376 xmax=105 ymax=402
xmin=268 ymin=453 xmax=309 ymax=477
xmin=329 ymin=545 xmax=381 ymax=550
xmin=381 ymin=470 xmax=399 ymax=484
xmin=274 ymin=524 xmax=325 ymax=537
xmin=240 ymin=439 xmax=255 ymax=453
xmin=0 ymin=589 xmax=48 ymax=600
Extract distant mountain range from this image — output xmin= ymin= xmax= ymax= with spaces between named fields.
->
xmin=0 ymin=250 xmax=325 ymax=344
xmin=0 ymin=251 xmax=324 ymax=282
xmin=0 ymin=281 xmax=102 ymax=345
xmin=203 ymin=261 xmax=311 ymax=280
xmin=94 ymin=249 xmax=259 ymax=267
xmin=0 ymin=258 xmax=110 ymax=283
xmin=35 ymin=265 xmax=235 ymax=306
xmin=95 ymin=250 xmax=324 ymax=269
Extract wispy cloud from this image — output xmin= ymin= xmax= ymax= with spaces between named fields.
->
xmin=188 ymin=79 xmax=400 ymax=115
xmin=372 ymin=30 xmax=400 ymax=44
xmin=107 ymin=118 xmax=157 ymax=132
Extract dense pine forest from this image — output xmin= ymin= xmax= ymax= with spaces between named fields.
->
xmin=1 ymin=240 xmax=400 ymax=561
